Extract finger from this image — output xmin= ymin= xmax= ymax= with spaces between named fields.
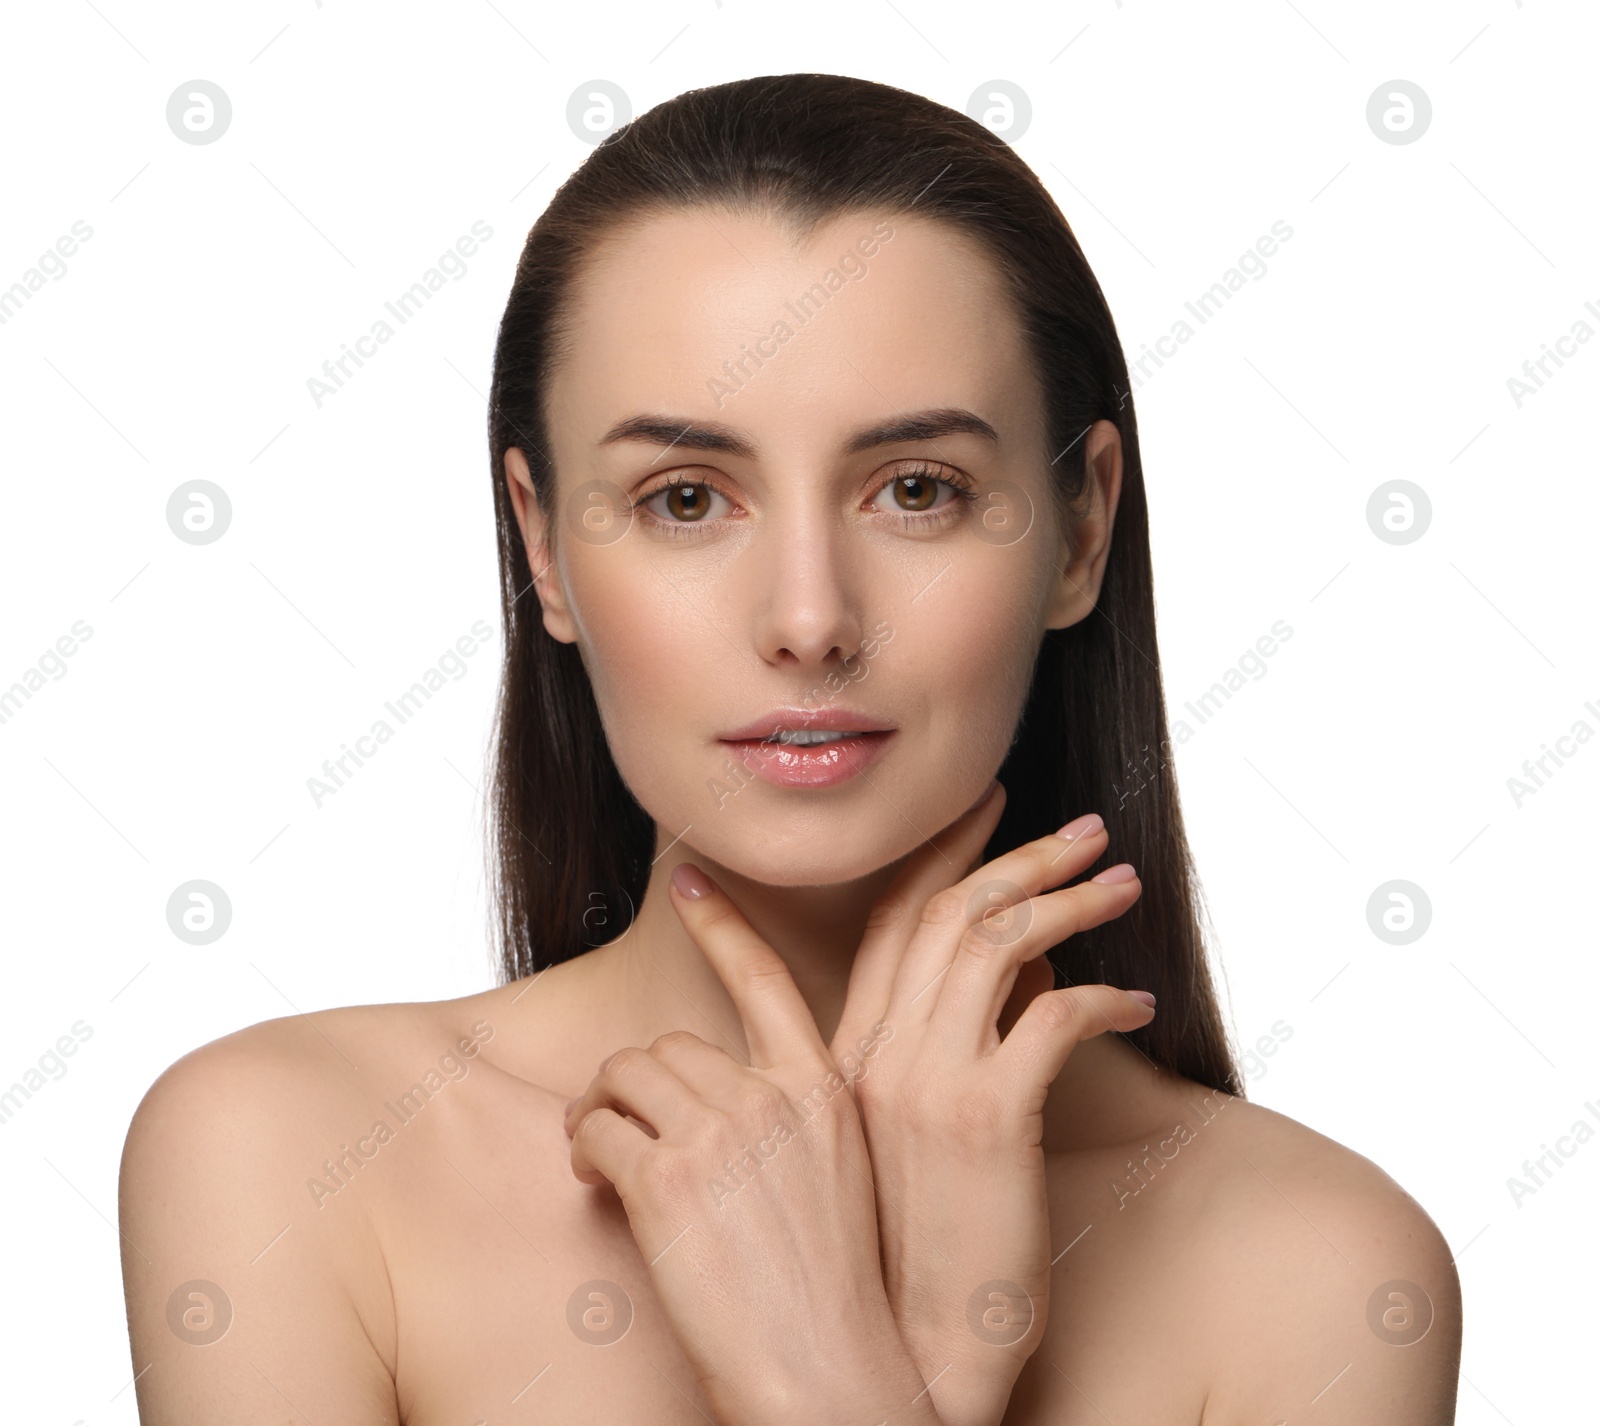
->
xmin=640 ymin=1030 xmax=751 ymax=1111
xmin=992 ymin=983 xmax=1156 ymax=1098
xmin=889 ymin=817 xmax=1116 ymax=1036
xmin=925 ymin=868 xmax=1143 ymax=1059
xmin=997 ymin=952 xmax=1054 ymax=1039
xmin=831 ymin=779 xmax=1007 ymax=1058
xmin=668 ymin=862 xmax=830 ymax=1072
xmin=568 ymin=1104 xmax=652 ymax=1188
xmin=562 ymin=1044 xmax=705 ymax=1143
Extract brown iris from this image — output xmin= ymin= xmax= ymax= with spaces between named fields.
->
xmin=664 ymin=482 xmax=711 ymax=520
xmin=890 ymin=473 xmax=938 ymax=511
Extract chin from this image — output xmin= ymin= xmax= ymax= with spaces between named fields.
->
xmin=657 ymin=771 xmax=979 ymax=890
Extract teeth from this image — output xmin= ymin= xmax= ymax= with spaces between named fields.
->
xmin=765 ymin=728 xmax=856 ymax=746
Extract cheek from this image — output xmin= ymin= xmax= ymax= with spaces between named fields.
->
xmin=913 ymin=557 xmax=1047 ymax=731
xmin=558 ymin=547 xmax=723 ymax=806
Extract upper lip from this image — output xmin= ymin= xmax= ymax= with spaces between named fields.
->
xmin=720 ymin=707 xmax=896 ymax=741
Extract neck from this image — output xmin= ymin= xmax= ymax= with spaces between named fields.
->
xmin=571 ymin=827 xmax=1187 ymax=1157
xmin=606 ymin=830 xmax=908 ymax=1060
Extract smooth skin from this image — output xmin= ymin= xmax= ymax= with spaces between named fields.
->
xmin=119 ymin=207 xmax=1460 ymax=1424
xmin=562 ymin=782 xmax=1156 ymax=1426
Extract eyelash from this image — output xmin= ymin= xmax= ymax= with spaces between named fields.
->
xmin=629 ymin=463 xmax=980 ymax=540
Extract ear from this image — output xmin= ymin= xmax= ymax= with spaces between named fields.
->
xmin=504 ymin=447 xmax=579 ymax=645
xmin=1044 ymin=419 xmax=1123 ymax=630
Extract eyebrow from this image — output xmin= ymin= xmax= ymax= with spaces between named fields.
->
xmin=597 ymin=407 xmax=1001 ymax=460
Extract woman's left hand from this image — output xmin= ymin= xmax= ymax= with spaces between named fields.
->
xmin=561 ymin=861 xmax=941 ymax=1426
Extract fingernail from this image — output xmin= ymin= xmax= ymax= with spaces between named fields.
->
xmin=1054 ymin=812 xmax=1104 ymax=841
xmin=563 ymin=1097 xmax=578 ymax=1117
xmin=671 ymin=862 xmax=714 ymax=899
xmin=1126 ymin=990 xmax=1156 ymax=1008
xmin=1092 ymin=862 xmax=1137 ymax=884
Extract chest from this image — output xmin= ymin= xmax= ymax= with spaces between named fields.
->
xmin=377 ymin=1114 xmax=1208 ymax=1425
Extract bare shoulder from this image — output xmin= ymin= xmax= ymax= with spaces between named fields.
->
xmin=1175 ymin=1091 xmax=1462 ymax=1424
xmin=117 ymin=996 xmax=492 ymax=1422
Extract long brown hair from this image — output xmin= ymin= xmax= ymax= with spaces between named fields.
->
xmin=484 ymin=73 xmax=1241 ymax=1097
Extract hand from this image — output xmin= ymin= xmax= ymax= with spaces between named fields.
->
xmin=827 ymin=780 xmax=1155 ymax=1426
xmin=561 ymin=861 xmax=943 ymax=1426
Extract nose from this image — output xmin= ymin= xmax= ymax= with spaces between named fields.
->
xmin=748 ymin=506 xmax=865 ymax=676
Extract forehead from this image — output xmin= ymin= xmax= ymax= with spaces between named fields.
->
xmin=548 ymin=206 xmax=1038 ymax=456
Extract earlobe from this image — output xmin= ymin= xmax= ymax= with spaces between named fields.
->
xmin=1045 ymin=419 xmax=1124 ymax=631
xmin=503 ymin=448 xmax=579 ymax=645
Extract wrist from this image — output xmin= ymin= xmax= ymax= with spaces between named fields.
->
xmin=766 ymin=1309 xmax=947 ymax=1426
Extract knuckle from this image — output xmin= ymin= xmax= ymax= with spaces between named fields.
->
xmin=1034 ymin=987 xmax=1088 ymax=1034
xmin=650 ymin=1147 xmax=696 ymax=1200
xmin=603 ymin=1045 xmax=648 ymax=1077
xmin=737 ymin=1082 xmax=788 ymax=1126
xmin=864 ymin=894 xmax=912 ymax=935
xmin=649 ymin=1030 xmax=702 ymax=1056
xmin=918 ymin=887 xmax=969 ymax=934
xmin=959 ymin=920 xmax=1017 ymax=960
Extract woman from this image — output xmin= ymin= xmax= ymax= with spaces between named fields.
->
xmin=119 ymin=73 xmax=1461 ymax=1424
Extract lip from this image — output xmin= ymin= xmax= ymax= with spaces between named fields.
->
xmin=717 ymin=707 xmax=896 ymax=789
xmin=719 ymin=706 xmax=895 ymax=741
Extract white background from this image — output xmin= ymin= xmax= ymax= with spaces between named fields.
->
xmin=1 ymin=0 xmax=1594 ymax=1420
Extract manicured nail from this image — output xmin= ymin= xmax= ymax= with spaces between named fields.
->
xmin=671 ymin=862 xmax=714 ymax=899
xmin=1125 ymin=990 xmax=1156 ymax=1008
xmin=1092 ymin=862 xmax=1137 ymax=885
xmin=1055 ymin=812 xmax=1104 ymax=841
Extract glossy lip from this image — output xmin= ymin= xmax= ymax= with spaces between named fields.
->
xmin=720 ymin=730 xmax=895 ymax=788
xmin=717 ymin=707 xmax=896 ymax=789
xmin=718 ymin=706 xmax=895 ymax=741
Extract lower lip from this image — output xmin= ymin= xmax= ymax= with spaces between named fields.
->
xmin=718 ymin=731 xmax=894 ymax=788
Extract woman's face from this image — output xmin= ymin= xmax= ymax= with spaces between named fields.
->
xmin=507 ymin=206 xmax=1120 ymax=886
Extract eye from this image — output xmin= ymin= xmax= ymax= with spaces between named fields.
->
xmin=633 ymin=475 xmax=736 ymax=533
xmin=870 ymin=463 xmax=977 ymax=522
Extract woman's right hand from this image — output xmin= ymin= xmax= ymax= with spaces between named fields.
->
xmin=827 ymin=780 xmax=1154 ymax=1426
